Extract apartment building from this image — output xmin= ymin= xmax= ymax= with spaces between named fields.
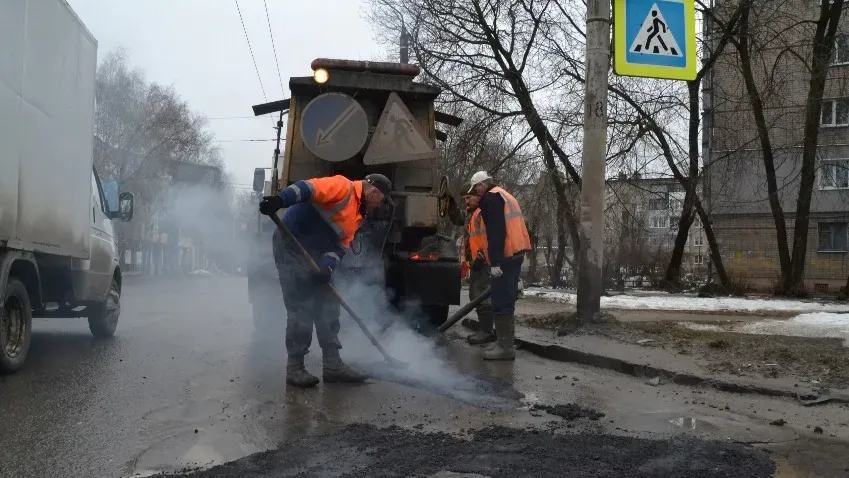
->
xmin=704 ymin=0 xmax=849 ymax=292
xmin=606 ymin=175 xmax=709 ymax=284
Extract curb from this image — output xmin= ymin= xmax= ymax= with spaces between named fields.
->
xmin=460 ymin=318 xmax=849 ymax=405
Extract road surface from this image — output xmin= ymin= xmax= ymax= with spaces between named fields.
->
xmin=0 ymin=275 xmax=845 ymax=477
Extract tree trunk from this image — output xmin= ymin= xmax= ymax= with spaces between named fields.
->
xmin=694 ymin=197 xmax=730 ymax=287
xmin=786 ymin=0 xmax=845 ymax=294
xmin=664 ymin=80 xmax=703 ymax=287
xmin=736 ymin=4 xmax=792 ymax=289
xmin=529 ymin=229 xmax=539 ymax=284
xmin=664 ymin=196 xmax=696 ymax=287
xmin=552 ymin=201 xmax=568 ymax=288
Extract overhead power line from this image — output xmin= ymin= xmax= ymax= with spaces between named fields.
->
xmin=234 ymin=0 xmax=268 ymax=102
xmin=206 ymin=116 xmax=273 ymax=120
xmin=213 ymin=138 xmax=280 ymax=143
xmin=262 ymin=0 xmax=286 ymax=95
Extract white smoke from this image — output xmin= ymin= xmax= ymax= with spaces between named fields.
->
xmin=158 ymin=181 xmax=249 ymax=273
xmin=328 ymin=234 xmax=518 ymax=409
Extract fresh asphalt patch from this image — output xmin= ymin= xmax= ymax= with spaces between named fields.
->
xmin=159 ymin=423 xmax=775 ymax=478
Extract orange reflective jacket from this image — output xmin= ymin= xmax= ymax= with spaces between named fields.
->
xmin=467 ymin=207 xmax=488 ymax=263
xmin=469 ymin=186 xmax=531 ymax=264
xmin=304 ymin=175 xmax=364 ymax=248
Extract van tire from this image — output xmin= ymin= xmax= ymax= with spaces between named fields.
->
xmin=88 ymin=278 xmax=120 ymax=338
xmin=1 ymin=279 xmax=33 ymax=374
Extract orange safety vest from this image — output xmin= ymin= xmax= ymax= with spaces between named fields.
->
xmin=467 ymin=208 xmax=488 ymax=263
xmin=468 ymin=186 xmax=531 ymax=264
xmin=304 ymin=175 xmax=364 ymax=248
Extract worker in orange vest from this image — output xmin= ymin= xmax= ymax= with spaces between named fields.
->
xmin=465 ymin=171 xmax=531 ymax=360
xmin=448 ymin=181 xmax=497 ymax=345
xmin=259 ymin=173 xmax=393 ymax=388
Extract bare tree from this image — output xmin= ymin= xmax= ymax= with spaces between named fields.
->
xmin=94 ymin=49 xmax=222 ymax=270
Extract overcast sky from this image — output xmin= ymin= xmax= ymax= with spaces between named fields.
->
xmin=68 ymin=0 xmax=388 ymax=191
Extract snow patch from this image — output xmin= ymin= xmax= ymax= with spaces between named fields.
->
xmin=734 ymin=312 xmax=849 ymax=346
xmin=678 ymin=323 xmax=724 ymax=332
xmin=524 ymin=288 xmax=849 ymax=314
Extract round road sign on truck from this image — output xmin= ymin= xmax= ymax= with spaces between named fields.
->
xmin=300 ymin=92 xmax=369 ymax=163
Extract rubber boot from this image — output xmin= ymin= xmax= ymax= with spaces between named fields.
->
xmin=467 ymin=310 xmax=496 ymax=345
xmin=286 ymin=355 xmax=320 ymax=388
xmin=483 ymin=315 xmax=516 ymax=361
xmin=322 ymin=348 xmax=368 ymax=383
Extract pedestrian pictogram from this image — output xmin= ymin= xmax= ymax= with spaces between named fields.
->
xmin=363 ymin=92 xmax=436 ymax=165
xmin=300 ymin=92 xmax=370 ymax=163
xmin=630 ymin=6 xmax=681 ymax=56
xmin=614 ymin=0 xmax=696 ymax=80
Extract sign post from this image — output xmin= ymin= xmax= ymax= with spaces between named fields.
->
xmin=614 ymin=0 xmax=697 ymax=81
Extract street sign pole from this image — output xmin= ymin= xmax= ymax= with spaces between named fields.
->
xmin=577 ymin=0 xmax=611 ymax=321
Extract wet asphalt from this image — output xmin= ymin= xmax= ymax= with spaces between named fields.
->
xmin=0 ymin=275 xmax=844 ymax=477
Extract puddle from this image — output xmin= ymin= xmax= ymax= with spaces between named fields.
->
xmin=669 ymin=417 xmax=719 ymax=431
xmin=128 ymin=427 xmax=273 ymax=477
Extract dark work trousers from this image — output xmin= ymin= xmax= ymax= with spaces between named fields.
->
xmin=272 ymin=228 xmax=342 ymax=358
xmin=468 ymin=265 xmax=493 ymax=318
xmin=490 ymin=255 xmax=524 ymax=316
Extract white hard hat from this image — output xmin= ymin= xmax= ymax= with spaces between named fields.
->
xmin=466 ymin=171 xmax=492 ymax=193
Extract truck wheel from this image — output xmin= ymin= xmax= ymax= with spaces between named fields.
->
xmin=88 ymin=278 xmax=120 ymax=338
xmin=422 ymin=304 xmax=449 ymax=327
xmin=1 ymin=279 xmax=33 ymax=374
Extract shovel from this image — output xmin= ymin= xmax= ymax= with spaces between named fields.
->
xmin=266 ymin=212 xmax=406 ymax=369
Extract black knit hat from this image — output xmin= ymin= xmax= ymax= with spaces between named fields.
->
xmin=364 ymin=173 xmax=394 ymax=207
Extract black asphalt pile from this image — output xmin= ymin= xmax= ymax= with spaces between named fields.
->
xmin=162 ymin=424 xmax=775 ymax=478
xmin=531 ymin=403 xmax=605 ymax=421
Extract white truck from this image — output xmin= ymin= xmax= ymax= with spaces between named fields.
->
xmin=0 ymin=0 xmax=134 ymax=373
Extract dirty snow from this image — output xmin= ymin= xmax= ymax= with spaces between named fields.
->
xmin=525 ymin=288 xmax=849 ymax=314
xmin=735 ymin=312 xmax=849 ymax=346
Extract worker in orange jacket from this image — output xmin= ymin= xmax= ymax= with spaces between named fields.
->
xmin=465 ymin=171 xmax=531 ymax=360
xmin=259 ymin=173 xmax=393 ymax=388
xmin=447 ymin=182 xmax=497 ymax=345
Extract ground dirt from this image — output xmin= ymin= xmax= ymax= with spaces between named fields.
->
xmin=159 ymin=423 xmax=775 ymax=478
xmin=519 ymin=311 xmax=849 ymax=389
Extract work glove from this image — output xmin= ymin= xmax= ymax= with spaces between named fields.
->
xmin=471 ymin=256 xmax=486 ymax=271
xmin=490 ymin=266 xmax=503 ymax=279
xmin=314 ymin=265 xmax=333 ymax=285
xmin=314 ymin=255 xmax=337 ymax=285
xmin=259 ymin=195 xmax=283 ymax=215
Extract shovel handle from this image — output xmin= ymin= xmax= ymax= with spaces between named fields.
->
xmin=266 ymin=212 xmax=401 ymax=365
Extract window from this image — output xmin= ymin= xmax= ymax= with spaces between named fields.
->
xmin=651 ymin=216 xmax=667 ymax=229
xmin=820 ymin=159 xmax=849 ymax=189
xmin=833 ymin=34 xmax=849 ymax=65
xmin=693 ymin=254 xmax=704 ymax=265
xmin=821 ymin=99 xmax=849 ymax=127
xmin=649 ymin=197 xmax=669 ymax=210
xmin=669 ymin=216 xmax=679 ymax=229
xmin=817 ymin=222 xmax=848 ymax=252
xmin=693 ymin=234 xmax=704 ymax=247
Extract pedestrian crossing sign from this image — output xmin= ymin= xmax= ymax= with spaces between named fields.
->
xmin=614 ymin=0 xmax=697 ymax=80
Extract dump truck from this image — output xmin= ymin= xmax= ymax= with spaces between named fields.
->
xmin=247 ymin=59 xmax=462 ymax=328
xmin=0 ymin=0 xmax=135 ymax=373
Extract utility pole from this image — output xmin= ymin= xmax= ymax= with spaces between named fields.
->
xmin=400 ymin=24 xmax=409 ymax=63
xmin=576 ymin=0 xmax=611 ymax=320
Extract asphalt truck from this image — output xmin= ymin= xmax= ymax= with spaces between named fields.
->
xmin=0 ymin=0 xmax=135 ymax=373
xmin=247 ymin=58 xmax=463 ymax=328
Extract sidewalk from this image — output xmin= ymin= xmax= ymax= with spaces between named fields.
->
xmin=460 ymin=317 xmax=849 ymax=404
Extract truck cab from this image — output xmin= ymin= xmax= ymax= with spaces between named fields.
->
xmin=248 ymin=59 xmax=462 ymax=328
